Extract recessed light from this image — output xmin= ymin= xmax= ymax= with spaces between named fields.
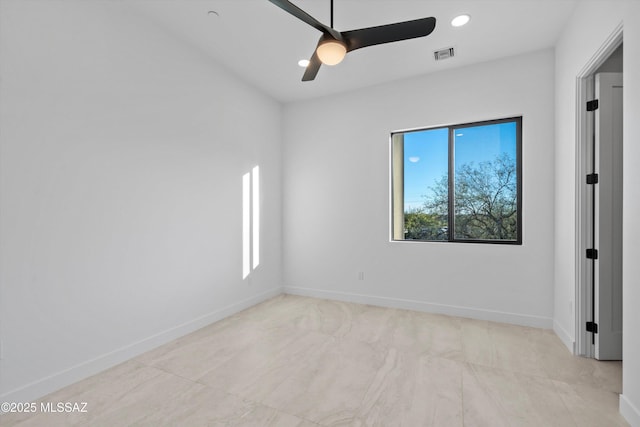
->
xmin=298 ymin=59 xmax=310 ymax=67
xmin=451 ymin=14 xmax=470 ymax=27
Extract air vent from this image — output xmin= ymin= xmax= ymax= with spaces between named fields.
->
xmin=434 ymin=47 xmax=455 ymax=61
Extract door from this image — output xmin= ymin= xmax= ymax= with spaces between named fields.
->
xmin=594 ymin=72 xmax=623 ymax=360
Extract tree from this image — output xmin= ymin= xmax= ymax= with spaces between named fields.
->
xmin=425 ymin=152 xmax=517 ymax=240
xmin=403 ymin=208 xmax=447 ymax=240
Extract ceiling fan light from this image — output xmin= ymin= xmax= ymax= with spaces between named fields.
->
xmin=316 ymin=39 xmax=347 ymax=66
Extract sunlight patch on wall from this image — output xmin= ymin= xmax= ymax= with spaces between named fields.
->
xmin=242 ymin=172 xmax=251 ymax=279
xmin=252 ymin=166 xmax=260 ymax=270
xmin=242 ymin=166 xmax=260 ymax=279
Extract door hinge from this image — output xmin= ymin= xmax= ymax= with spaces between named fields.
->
xmin=586 ymin=248 xmax=599 ymax=259
xmin=587 ymin=99 xmax=599 ymax=111
xmin=586 ymin=321 xmax=598 ymax=333
xmin=586 ymin=173 xmax=599 ymax=184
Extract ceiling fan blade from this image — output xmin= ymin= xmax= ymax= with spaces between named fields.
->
xmin=302 ymin=50 xmax=322 ymax=81
xmin=268 ymin=0 xmax=342 ymax=40
xmin=342 ymin=17 xmax=436 ymax=52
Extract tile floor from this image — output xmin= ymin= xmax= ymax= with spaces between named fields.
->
xmin=0 ymin=294 xmax=629 ymax=426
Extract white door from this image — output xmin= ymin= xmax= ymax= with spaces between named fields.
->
xmin=594 ymin=72 xmax=623 ymax=360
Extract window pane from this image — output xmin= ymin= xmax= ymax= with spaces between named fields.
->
xmin=402 ymin=128 xmax=449 ymax=240
xmin=453 ymin=122 xmax=518 ymax=241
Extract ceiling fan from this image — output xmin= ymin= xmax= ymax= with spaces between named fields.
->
xmin=268 ymin=0 xmax=437 ymax=81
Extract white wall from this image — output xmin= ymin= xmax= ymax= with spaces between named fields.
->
xmin=0 ymin=1 xmax=282 ymax=402
xmin=283 ymin=49 xmax=556 ymax=328
xmin=554 ymin=1 xmax=640 ymax=425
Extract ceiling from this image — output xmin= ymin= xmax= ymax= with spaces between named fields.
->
xmin=132 ymin=0 xmax=579 ymax=103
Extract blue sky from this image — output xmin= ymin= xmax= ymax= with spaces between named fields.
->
xmin=403 ymin=121 xmax=517 ymax=211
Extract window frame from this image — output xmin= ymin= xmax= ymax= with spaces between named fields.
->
xmin=391 ymin=116 xmax=523 ymax=245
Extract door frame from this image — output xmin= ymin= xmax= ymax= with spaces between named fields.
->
xmin=575 ymin=24 xmax=623 ymax=357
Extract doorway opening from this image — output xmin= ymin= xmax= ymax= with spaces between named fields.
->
xmin=576 ymin=26 xmax=623 ymax=360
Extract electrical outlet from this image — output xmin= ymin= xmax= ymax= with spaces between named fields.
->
xmin=358 ymin=271 xmax=365 ymax=281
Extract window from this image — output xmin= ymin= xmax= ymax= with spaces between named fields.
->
xmin=391 ymin=117 xmax=522 ymax=244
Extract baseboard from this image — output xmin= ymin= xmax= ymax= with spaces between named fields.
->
xmin=553 ymin=320 xmax=575 ymax=354
xmin=0 ymin=286 xmax=283 ymax=404
xmin=283 ymin=286 xmax=553 ymax=329
xmin=620 ymin=394 xmax=640 ymax=427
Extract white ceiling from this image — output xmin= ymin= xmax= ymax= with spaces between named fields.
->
xmin=132 ymin=0 xmax=579 ymax=103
